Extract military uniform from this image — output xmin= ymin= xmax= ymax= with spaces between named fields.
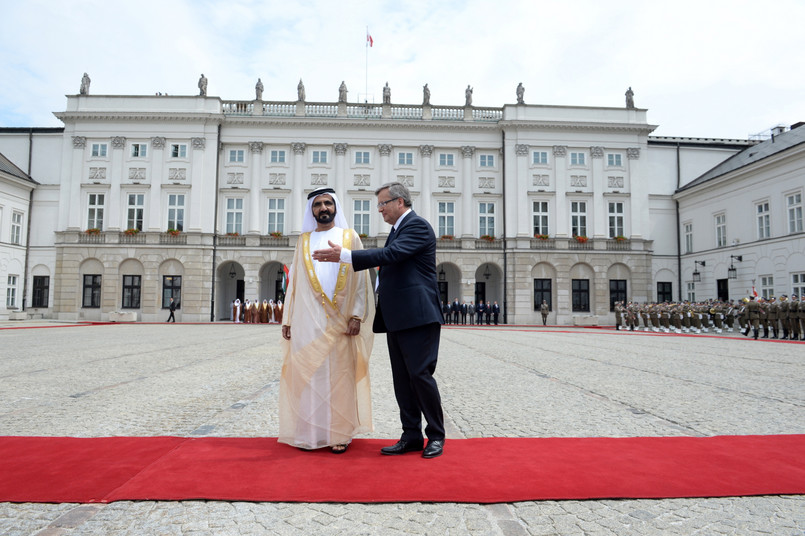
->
xmin=744 ymin=297 xmax=760 ymax=339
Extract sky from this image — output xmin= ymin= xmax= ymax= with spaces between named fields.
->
xmin=1 ymin=0 xmax=803 ymax=139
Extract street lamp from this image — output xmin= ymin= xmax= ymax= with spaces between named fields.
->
xmin=728 ymin=255 xmax=742 ymax=280
xmin=483 ymin=264 xmax=491 ymax=280
xmin=692 ymin=260 xmax=705 ymax=283
xmin=438 ymin=268 xmax=446 ymax=281
xmin=229 ymin=264 xmax=237 ymax=279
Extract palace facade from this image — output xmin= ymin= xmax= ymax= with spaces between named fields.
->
xmin=1 ymin=84 xmax=801 ymax=323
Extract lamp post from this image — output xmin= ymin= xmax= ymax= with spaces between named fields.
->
xmin=728 ymin=255 xmax=742 ymax=280
xmin=438 ymin=268 xmax=446 ymax=282
xmin=229 ymin=264 xmax=237 ymax=279
xmin=483 ymin=264 xmax=491 ymax=280
xmin=692 ymin=260 xmax=705 ymax=283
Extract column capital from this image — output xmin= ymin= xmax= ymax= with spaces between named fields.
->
xmin=419 ymin=144 xmax=434 ymax=157
xmin=191 ymin=137 xmax=206 ymax=150
xmin=515 ymin=144 xmax=529 ymax=156
xmin=111 ymin=136 xmax=127 ymax=149
xmin=333 ymin=143 xmax=348 ymax=155
xmin=627 ymin=147 xmax=641 ymax=160
xmin=378 ymin=144 xmax=393 ymax=156
xmin=291 ymin=142 xmax=306 ymax=155
xmin=72 ymin=136 xmax=86 ymax=149
xmin=151 ymin=136 xmax=166 ymax=149
xmin=590 ymin=146 xmax=604 ymax=158
xmin=249 ymin=141 xmax=264 ymax=153
xmin=552 ymin=145 xmax=567 ymax=157
xmin=461 ymin=145 xmax=475 ymax=158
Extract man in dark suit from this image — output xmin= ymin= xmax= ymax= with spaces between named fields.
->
xmin=312 ymin=182 xmax=446 ymax=459
xmin=451 ymin=298 xmax=460 ymax=324
xmin=491 ymin=301 xmax=500 ymax=325
xmin=476 ymin=300 xmax=485 ymax=325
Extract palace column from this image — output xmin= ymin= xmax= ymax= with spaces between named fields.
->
xmin=66 ymin=136 xmax=85 ymax=230
xmin=590 ymin=146 xmax=606 ymax=238
xmin=107 ymin=136 xmax=126 ymax=231
xmin=248 ymin=141 xmax=263 ymax=234
xmin=553 ymin=146 xmax=568 ymax=237
xmin=460 ymin=146 xmax=475 ymax=238
xmin=627 ymin=147 xmax=645 ymax=239
xmin=290 ymin=142 xmax=306 ymax=234
xmin=378 ymin=143 xmax=392 ymax=185
xmin=148 ymin=137 xmax=165 ymax=231
xmin=418 ymin=145 xmax=433 ymax=221
xmin=333 ymin=143 xmax=348 ymax=203
xmin=514 ymin=143 xmax=530 ymax=237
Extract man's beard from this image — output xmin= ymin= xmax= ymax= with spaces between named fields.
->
xmin=315 ymin=210 xmax=335 ymax=224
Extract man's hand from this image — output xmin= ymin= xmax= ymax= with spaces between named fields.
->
xmin=312 ymin=240 xmax=342 ymax=263
xmin=282 ymin=325 xmax=291 ymax=340
xmin=345 ymin=317 xmax=361 ymax=336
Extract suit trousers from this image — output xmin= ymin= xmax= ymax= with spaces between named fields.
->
xmin=386 ymin=322 xmax=445 ymax=442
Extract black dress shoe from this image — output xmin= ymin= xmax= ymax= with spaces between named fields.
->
xmin=380 ymin=439 xmax=424 ymax=455
xmin=422 ymin=439 xmax=444 ymax=459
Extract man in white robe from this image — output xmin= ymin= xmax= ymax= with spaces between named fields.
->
xmin=279 ymin=187 xmax=374 ymax=453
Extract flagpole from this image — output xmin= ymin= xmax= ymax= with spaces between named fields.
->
xmin=365 ymin=26 xmax=369 ymax=103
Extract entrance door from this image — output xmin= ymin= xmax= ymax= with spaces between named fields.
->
xmin=717 ymin=278 xmax=729 ymax=302
xmin=438 ymin=281 xmax=448 ymax=304
xmin=475 ymin=282 xmax=486 ymax=305
xmin=236 ymin=279 xmax=245 ymax=305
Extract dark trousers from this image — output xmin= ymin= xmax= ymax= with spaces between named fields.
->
xmin=386 ymin=322 xmax=445 ymax=442
xmin=167 ymin=311 xmax=175 ymax=322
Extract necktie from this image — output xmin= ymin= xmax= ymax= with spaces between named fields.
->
xmin=385 ymin=226 xmax=396 ymax=246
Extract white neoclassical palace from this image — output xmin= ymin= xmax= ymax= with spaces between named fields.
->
xmin=1 ymin=80 xmax=803 ymax=323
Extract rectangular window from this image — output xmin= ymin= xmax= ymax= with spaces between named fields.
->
xmin=534 ymin=278 xmax=552 ymax=311
xmin=167 ymin=194 xmax=184 ymax=231
xmin=162 ymin=276 xmax=182 ymax=309
xmin=572 ymin=279 xmax=590 ymax=312
xmin=270 ymin=150 xmax=286 ymax=163
xmin=32 ymin=276 xmax=49 ymax=308
xmin=715 ymin=213 xmax=727 ymax=247
xmin=438 ymin=201 xmax=455 ymax=237
xmin=126 ymin=194 xmax=144 ymax=231
xmin=6 ymin=275 xmax=17 ymax=308
xmin=355 ymin=151 xmax=370 ymax=164
xmin=479 ymin=154 xmax=495 ymax=167
xmin=11 ymin=211 xmax=23 ymax=244
xmin=312 ymin=150 xmax=328 ymax=164
xmin=122 ymin=275 xmax=141 ymax=309
xmin=657 ymin=281 xmax=672 ymax=303
xmin=479 ymin=202 xmax=495 ymax=237
xmin=608 ymin=202 xmax=624 ymax=238
xmin=398 ymin=152 xmax=413 ymax=166
xmin=170 ymin=144 xmax=187 ymax=158
xmin=788 ymin=193 xmax=803 ymax=233
xmin=606 ymin=154 xmax=623 ymax=167
xmin=225 ymin=198 xmax=243 ymax=234
xmin=609 ymin=279 xmax=627 ymax=311
xmin=229 ymin=149 xmax=245 ymax=163
xmin=532 ymin=151 xmax=548 ymax=165
xmin=571 ymin=201 xmax=587 ymax=237
xmin=756 ymin=201 xmax=770 ymax=239
xmin=570 ymin=152 xmax=586 ymax=166
xmin=532 ymin=201 xmax=549 ymax=236
xmin=267 ymin=198 xmax=285 ymax=234
xmin=439 ymin=153 xmax=454 ymax=167
xmin=686 ymin=282 xmax=696 ymax=302
xmin=353 ymin=199 xmax=371 ymax=236
xmin=87 ymin=193 xmax=104 ymax=230
xmin=82 ymin=274 xmax=102 ymax=308
xmin=131 ymin=143 xmax=147 ymax=158
xmin=792 ymin=273 xmax=805 ymax=297
xmin=684 ymin=222 xmax=693 ymax=254
xmin=760 ymin=275 xmax=774 ymax=300
xmin=91 ymin=143 xmax=107 ymax=157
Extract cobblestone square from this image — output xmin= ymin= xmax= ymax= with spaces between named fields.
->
xmin=1 ymin=322 xmax=803 ymax=535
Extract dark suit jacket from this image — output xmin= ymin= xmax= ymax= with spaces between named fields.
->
xmin=351 ymin=210 xmax=444 ymax=333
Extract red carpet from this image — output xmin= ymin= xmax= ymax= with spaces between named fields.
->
xmin=1 ymin=435 xmax=804 ymax=504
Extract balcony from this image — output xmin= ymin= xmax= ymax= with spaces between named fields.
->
xmin=119 ymin=232 xmax=145 ymax=244
xmin=606 ymin=239 xmax=632 ymax=251
xmin=160 ymin=233 xmax=187 ymax=245
xmin=260 ymin=235 xmax=290 ymax=247
xmin=219 ymin=235 xmax=246 ymax=246
xmin=530 ymin=238 xmax=556 ymax=250
xmin=475 ymin=238 xmax=503 ymax=249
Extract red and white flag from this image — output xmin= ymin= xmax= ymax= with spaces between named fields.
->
xmin=366 ymin=31 xmax=373 ymax=47
xmin=752 ymin=286 xmax=758 ymax=297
